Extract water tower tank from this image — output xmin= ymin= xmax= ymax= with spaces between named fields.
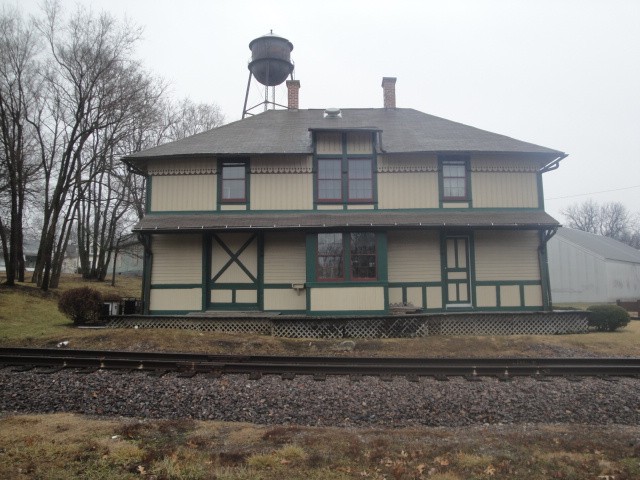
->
xmin=248 ymin=32 xmax=294 ymax=86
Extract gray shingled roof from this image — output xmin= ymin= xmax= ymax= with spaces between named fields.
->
xmin=555 ymin=227 xmax=640 ymax=264
xmin=133 ymin=210 xmax=559 ymax=232
xmin=124 ymin=108 xmax=563 ymax=162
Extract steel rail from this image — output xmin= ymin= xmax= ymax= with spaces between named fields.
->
xmin=0 ymin=347 xmax=639 ymax=379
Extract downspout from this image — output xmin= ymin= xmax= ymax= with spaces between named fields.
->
xmin=538 ymin=227 xmax=558 ymax=311
xmin=138 ymin=233 xmax=152 ymax=315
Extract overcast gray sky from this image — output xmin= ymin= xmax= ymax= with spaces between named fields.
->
xmin=8 ymin=0 xmax=640 ymax=220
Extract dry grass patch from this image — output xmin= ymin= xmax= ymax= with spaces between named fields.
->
xmin=1 ymin=415 xmax=640 ymax=479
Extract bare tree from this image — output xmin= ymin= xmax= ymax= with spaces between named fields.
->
xmin=0 ymin=8 xmax=40 ymax=285
xmin=562 ymin=200 xmax=640 ymax=248
xmin=30 ymin=1 xmax=145 ymax=290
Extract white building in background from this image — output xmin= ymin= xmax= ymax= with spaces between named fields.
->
xmin=548 ymin=227 xmax=640 ymax=304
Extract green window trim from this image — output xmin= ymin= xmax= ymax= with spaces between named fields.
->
xmin=217 ymin=158 xmax=250 ymax=208
xmin=313 ymin=131 xmax=378 ymax=208
xmin=438 ymin=155 xmax=472 ymax=207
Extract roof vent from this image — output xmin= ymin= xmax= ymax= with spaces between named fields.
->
xmin=324 ymin=107 xmax=342 ymax=118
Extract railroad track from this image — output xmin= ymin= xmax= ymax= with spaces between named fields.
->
xmin=1 ymin=347 xmax=639 ymax=380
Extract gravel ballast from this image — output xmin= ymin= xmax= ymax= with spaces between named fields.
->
xmin=1 ymin=369 xmax=639 ymax=427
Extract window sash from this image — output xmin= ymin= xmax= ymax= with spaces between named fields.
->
xmin=318 ymin=159 xmax=343 ymax=201
xmin=348 ymin=159 xmax=373 ymax=201
xmin=221 ymin=163 xmax=246 ymax=201
xmin=442 ymin=161 xmax=467 ymax=200
xmin=317 ymin=233 xmax=344 ymax=280
xmin=350 ymin=232 xmax=376 ymax=280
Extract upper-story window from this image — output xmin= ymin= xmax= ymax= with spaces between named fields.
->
xmin=318 ymin=159 xmax=342 ymax=201
xmin=348 ymin=159 xmax=373 ymax=201
xmin=314 ymin=131 xmax=376 ymax=205
xmin=219 ymin=159 xmax=248 ymax=203
xmin=440 ymin=156 xmax=470 ymax=202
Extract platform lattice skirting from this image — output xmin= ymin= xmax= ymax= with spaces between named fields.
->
xmin=106 ymin=311 xmax=588 ymax=338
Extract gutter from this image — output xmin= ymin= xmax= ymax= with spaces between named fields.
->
xmin=539 ymin=153 xmax=568 ymax=174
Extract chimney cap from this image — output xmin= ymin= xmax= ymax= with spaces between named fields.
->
xmin=381 ymin=77 xmax=397 ymax=86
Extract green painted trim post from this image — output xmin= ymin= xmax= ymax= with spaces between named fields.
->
xmin=468 ymin=232 xmax=477 ymax=308
xmin=537 ymin=172 xmax=545 ymax=210
xmin=142 ymin=234 xmax=152 ymax=315
xmin=145 ymin=176 xmax=152 ymax=213
xmin=202 ymin=234 xmax=211 ymax=311
xmin=257 ymin=232 xmax=264 ymax=311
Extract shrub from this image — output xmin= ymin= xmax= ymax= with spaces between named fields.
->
xmin=58 ymin=287 xmax=104 ymax=325
xmin=587 ymin=304 xmax=630 ymax=332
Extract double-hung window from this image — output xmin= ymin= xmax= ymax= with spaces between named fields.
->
xmin=317 ymin=158 xmax=373 ymax=203
xmin=316 ymin=232 xmax=377 ymax=281
xmin=317 ymin=159 xmax=342 ymax=201
xmin=219 ymin=160 xmax=248 ymax=203
xmin=440 ymin=156 xmax=469 ymax=202
xmin=348 ymin=159 xmax=373 ymax=201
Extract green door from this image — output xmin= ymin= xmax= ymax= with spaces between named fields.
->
xmin=209 ymin=233 xmax=261 ymax=310
xmin=444 ymin=236 xmax=472 ymax=306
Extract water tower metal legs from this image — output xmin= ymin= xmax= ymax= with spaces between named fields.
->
xmin=242 ymin=72 xmax=252 ymax=119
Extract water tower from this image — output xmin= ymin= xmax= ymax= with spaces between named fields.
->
xmin=242 ymin=31 xmax=294 ymax=118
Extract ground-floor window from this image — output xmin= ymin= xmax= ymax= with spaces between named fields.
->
xmin=316 ymin=232 xmax=377 ymax=281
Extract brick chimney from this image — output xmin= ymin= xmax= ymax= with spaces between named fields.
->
xmin=381 ymin=77 xmax=397 ymax=108
xmin=286 ymin=80 xmax=300 ymax=109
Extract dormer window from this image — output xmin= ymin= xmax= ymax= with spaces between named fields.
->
xmin=314 ymin=131 xmax=377 ymax=206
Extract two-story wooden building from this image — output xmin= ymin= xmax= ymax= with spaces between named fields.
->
xmin=124 ymin=78 xmax=566 ymax=316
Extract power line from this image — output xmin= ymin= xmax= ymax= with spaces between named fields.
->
xmin=545 ymin=184 xmax=640 ymax=201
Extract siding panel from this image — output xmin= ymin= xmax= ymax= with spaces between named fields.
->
xmin=151 ymin=235 xmax=202 ymax=284
xmin=475 ymin=231 xmax=540 ymax=281
xmin=264 ymin=289 xmax=307 ymax=310
xmin=264 ymin=233 xmax=306 ymax=284
xmin=378 ymin=173 xmax=439 ymax=209
xmin=388 ymin=231 xmax=440 ymax=282
xmin=150 ymin=288 xmax=200 ymax=311
xmin=151 ymin=175 xmax=215 ymax=211
xmin=252 ymin=174 xmax=313 ymax=210
xmin=472 ymin=172 xmax=538 ymax=208
xmin=310 ymin=287 xmax=385 ymax=311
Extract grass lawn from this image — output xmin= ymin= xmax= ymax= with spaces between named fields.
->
xmin=1 ymin=274 xmax=639 ymax=356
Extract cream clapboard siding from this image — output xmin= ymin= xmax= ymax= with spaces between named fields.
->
xmin=316 ymin=132 xmax=342 ymax=154
xmin=474 ymin=231 xmax=540 ymax=281
xmin=387 ymin=231 xmax=440 ymax=282
xmin=471 ymin=172 xmax=538 ymax=208
xmin=264 ymin=289 xmax=306 ymax=310
xmin=524 ymin=285 xmax=543 ymax=306
xmin=264 ymin=232 xmax=306 ymax=284
xmin=346 ymin=132 xmax=373 ymax=154
xmin=151 ymin=175 xmax=215 ymax=211
xmin=251 ymin=156 xmax=313 ymax=210
xmin=316 ymin=131 xmax=373 ymax=155
xmin=251 ymin=175 xmax=312 ymax=210
xmin=476 ymin=286 xmax=498 ymax=307
xmin=150 ymin=289 xmax=201 ymax=311
xmin=471 ymin=155 xmax=540 ymax=208
xmin=377 ymin=154 xmax=438 ymax=209
xmin=310 ymin=287 xmax=385 ymax=311
xmin=150 ymin=235 xmax=202 ymax=284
